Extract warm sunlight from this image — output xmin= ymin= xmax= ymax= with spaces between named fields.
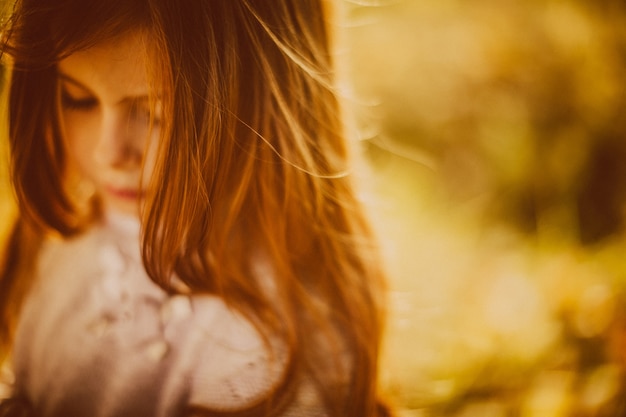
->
xmin=2 ymin=1 xmax=626 ymax=416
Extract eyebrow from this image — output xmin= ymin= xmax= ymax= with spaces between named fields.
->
xmin=58 ymin=72 xmax=153 ymax=105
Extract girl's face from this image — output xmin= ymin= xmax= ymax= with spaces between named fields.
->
xmin=58 ymin=31 xmax=161 ymax=217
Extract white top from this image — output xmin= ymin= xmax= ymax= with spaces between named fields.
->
xmin=5 ymin=214 xmax=325 ymax=417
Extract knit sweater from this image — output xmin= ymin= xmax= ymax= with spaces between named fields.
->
xmin=1 ymin=215 xmax=324 ymax=417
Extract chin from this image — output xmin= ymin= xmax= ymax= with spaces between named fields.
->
xmin=103 ymin=199 xmax=141 ymax=218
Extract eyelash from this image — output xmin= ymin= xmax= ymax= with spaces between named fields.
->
xmin=60 ymin=89 xmax=160 ymax=124
xmin=61 ymin=90 xmax=98 ymax=110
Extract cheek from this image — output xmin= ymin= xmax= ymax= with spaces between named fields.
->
xmin=63 ymin=113 xmax=98 ymax=179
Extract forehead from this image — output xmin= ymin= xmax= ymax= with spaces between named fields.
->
xmin=57 ymin=31 xmax=153 ymax=96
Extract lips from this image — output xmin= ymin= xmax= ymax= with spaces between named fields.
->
xmin=104 ymin=184 xmax=143 ymax=200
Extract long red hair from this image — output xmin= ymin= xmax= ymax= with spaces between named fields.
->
xmin=0 ymin=1 xmax=389 ymax=415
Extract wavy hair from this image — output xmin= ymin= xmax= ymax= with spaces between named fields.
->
xmin=0 ymin=0 xmax=389 ymax=415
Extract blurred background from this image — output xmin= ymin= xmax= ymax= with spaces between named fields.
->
xmin=3 ymin=0 xmax=626 ymax=416
xmin=339 ymin=1 xmax=626 ymax=416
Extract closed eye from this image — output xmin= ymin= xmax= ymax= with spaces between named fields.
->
xmin=61 ymin=89 xmax=98 ymax=111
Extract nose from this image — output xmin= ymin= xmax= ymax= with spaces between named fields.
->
xmin=93 ymin=110 xmax=143 ymax=169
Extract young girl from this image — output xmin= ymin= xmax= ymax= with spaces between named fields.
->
xmin=0 ymin=0 xmax=390 ymax=416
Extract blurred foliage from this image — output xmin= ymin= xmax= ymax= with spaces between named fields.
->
xmin=340 ymin=0 xmax=626 ymax=416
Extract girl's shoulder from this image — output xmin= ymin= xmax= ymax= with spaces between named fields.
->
xmin=162 ymin=293 xmax=287 ymax=411
xmin=179 ymin=295 xmax=329 ymax=417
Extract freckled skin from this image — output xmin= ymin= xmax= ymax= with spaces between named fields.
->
xmin=58 ymin=32 xmax=161 ymax=217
